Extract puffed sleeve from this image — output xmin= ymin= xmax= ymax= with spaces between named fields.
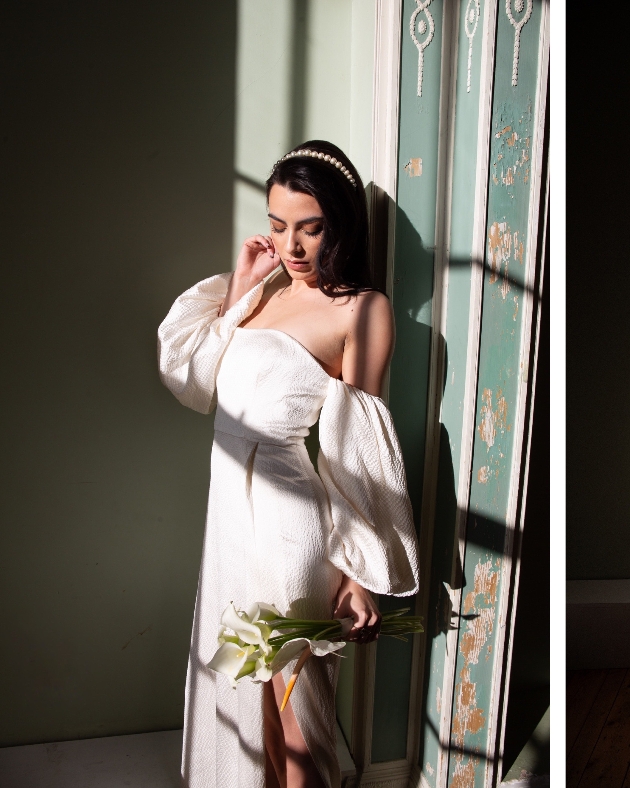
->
xmin=317 ymin=378 xmax=420 ymax=596
xmin=157 ymin=272 xmax=264 ymax=413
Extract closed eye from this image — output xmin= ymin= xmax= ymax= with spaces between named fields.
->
xmin=270 ymin=224 xmax=323 ymax=238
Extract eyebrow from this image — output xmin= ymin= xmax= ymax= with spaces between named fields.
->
xmin=267 ymin=213 xmax=324 ymax=225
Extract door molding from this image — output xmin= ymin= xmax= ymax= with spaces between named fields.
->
xmin=350 ymin=0 xmax=404 ymax=781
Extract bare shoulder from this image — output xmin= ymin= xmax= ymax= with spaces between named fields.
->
xmin=344 ymin=289 xmax=394 ymax=343
xmin=358 ymin=289 xmax=393 ymax=320
xmin=340 ymin=290 xmax=394 ymax=396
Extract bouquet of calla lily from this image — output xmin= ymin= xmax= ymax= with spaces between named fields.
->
xmin=208 ymin=602 xmax=424 ymax=710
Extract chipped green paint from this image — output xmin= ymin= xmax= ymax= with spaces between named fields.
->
xmin=447 ymin=2 xmax=544 ymax=787
xmin=418 ymin=1 xmax=488 ymax=785
xmin=372 ymin=0 xmax=445 ymax=764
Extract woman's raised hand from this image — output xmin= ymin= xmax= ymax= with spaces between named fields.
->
xmin=219 ymin=235 xmax=280 ymax=316
xmin=235 ymin=234 xmax=280 ymax=285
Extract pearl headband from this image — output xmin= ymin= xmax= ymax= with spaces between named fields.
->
xmin=273 ymin=148 xmax=357 ymax=187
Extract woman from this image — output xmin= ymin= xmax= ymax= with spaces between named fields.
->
xmin=158 ymin=140 xmax=420 ymax=788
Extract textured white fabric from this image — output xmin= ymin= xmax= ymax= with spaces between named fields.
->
xmin=318 ymin=380 xmax=419 ymax=596
xmin=157 ymin=273 xmax=420 ymax=788
xmin=157 ymin=272 xmax=264 ymax=414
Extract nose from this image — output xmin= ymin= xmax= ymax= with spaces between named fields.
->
xmin=286 ymin=228 xmax=302 ymax=256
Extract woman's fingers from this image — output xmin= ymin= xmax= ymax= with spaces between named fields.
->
xmin=245 ymin=234 xmax=269 ymax=251
xmin=350 ymin=609 xmax=382 ymax=644
xmin=248 ymin=235 xmax=277 ymax=260
xmin=368 ymin=611 xmax=382 ymax=629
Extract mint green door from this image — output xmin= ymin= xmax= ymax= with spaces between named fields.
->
xmin=343 ymin=2 xmax=549 ymax=787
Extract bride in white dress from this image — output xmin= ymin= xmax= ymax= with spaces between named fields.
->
xmin=158 ymin=140 xmax=420 ymax=788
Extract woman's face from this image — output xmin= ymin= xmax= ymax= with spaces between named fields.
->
xmin=267 ymin=184 xmax=324 ymax=283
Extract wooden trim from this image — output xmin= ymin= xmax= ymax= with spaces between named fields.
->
xmin=345 ymin=758 xmax=410 ymax=788
xmin=370 ymin=0 xmax=403 ymax=404
xmin=408 ymin=0 xmax=461 ymax=782
xmin=351 ymin=640 xmax=378 ymax=775
xmin=351 ymin=0 xmax=404 ymax=775
xmin=435 ymin=1 xmax=499 ymax=786
xmin=489 ymin=5 xmax=550 ymax=784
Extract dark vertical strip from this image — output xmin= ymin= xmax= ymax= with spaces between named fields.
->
xmin=289 ymin=0 xmax=308 ymax=149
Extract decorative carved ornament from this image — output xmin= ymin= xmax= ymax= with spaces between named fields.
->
xmin=410 ymin=0 xmax=435 ymax=97
xmin=465 ymin=0 xmax=480 ymax=93
xmin=506 ymin=0 xmax=533 ymax=87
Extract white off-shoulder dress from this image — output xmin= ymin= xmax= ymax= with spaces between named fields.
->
xmin=158 ymin=272 xmax=420 ymax=788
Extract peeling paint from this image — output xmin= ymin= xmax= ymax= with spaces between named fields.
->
xmin=513 ymin=294 xmax=519 ymax=321
xmin=488 ymin=219 xmax=526 ymax=299
xmin=436 ymin=686 xmax=442 ymax=714
xmin=473 ymin=559 xmax=499 ymax=605
xmin=487 ymin=221 xmax=511 ymax=297
xmin=499 ymin=265 xmax=510 ymax=298
xmin=451 ymin=559 xmax=499 ymax=754
xmin=463 ymin=591 xmax=476 ymax=615
xmin=450 ymin=755 xmax=478 ymax=788
xmin=460 ymin=606 xmax=496 ymax=665
xmin=495 ymin=392 xmax=508 ymax=431
xmin=478 ymin=388 xmax=495 ymax=449
xmin=514 ymin=231 xmax=524 ymax=264
xmin=477 ymin=466 xmax=490 ymax=484
xmin=478 ymin=389 xmax=509 ymax=450
xmin=404 ymin=157 xmax=423 ymax=177
xmin=426 ymin=762 xmax=435 ymax=777
xmin=491 ymin=111 xmax=532 ymax=192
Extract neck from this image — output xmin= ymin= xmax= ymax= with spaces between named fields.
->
xmin=282 ymin=270 xmax=319 ymax=296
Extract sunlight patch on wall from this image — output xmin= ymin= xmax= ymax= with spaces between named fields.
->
xmin=232 ymin=0 xmax=375 ymax=265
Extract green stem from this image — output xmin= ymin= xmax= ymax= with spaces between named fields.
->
xmin=312 ymin=625 xmax=342 ymax=641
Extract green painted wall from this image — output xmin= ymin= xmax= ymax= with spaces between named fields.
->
xmin=0 ymin=0 xmax=374 ymax=747
xmin=447 ymin=3 xmax=545 ymax=785
xmin=232 ymin=0 xmax=375 ymax=265
xmin=372 ymin=0 xmax=445 ymax=765
xmin=418 ymin=0 xmax=487 ymax=780
xmin=0 ymin=1 xmax=238 ymax=747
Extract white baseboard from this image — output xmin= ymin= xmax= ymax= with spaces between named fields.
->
xmin=501 ymin=776 xmax=549 ymax=788
xmin=342 ymin=758 xmax=409 ymax=788
xmin=567 ymin=579 xmax=630 ymax=670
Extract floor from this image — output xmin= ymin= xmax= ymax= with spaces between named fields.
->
xmin=567 ymin=668 xmax=630 ymax=788
xmin=0 ymin=724 xmax=355 ymax=788
xmin=502 ymin=705 xmax=549 ymax=785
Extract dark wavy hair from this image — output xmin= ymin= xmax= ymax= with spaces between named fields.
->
xmin=265 ymin=140 xmax=377 ymax=299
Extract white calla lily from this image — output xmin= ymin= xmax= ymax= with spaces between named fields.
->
xmin=269 ymin=637 xmax=346 ymax=675
xmin=217 ymin=625 xmax=239 ymax=646
xmin=245 ymin=603 xmax=261 ymax=623
xmin=221 ymin=602 xmax=263 ymax=644
xmin=207 ymin=642 xmax=250 ymax=679
xmin=255 ymin=603 xmax=282 ymax=621
xmin=254 ymin=655 xmax=274 ymax=682
xmin=207 ymin=601 xmax=422 ymax=698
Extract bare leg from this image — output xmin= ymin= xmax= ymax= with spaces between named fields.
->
xmin=267 ymin=672 xmax=327 ymax=788
xmin=264 ymin=679 xmax=287 ymax=788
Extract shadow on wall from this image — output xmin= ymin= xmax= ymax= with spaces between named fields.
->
xmin=368 ymin=197 xmax=549 ymax=772
xmin=0 ymin=0 xmax=239 ymax=746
